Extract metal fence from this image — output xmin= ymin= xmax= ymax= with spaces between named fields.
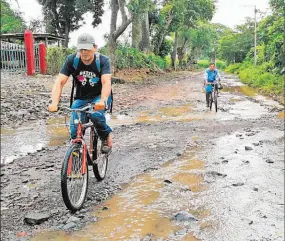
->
xmin=34 ymin=43 xmax=40 ymax=73
xmin=0 ymin=41 xmax=26 ymax=76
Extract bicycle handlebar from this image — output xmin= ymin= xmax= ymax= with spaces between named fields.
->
xmin=60 ymin=105 xmax=92 ymax=113
xmin=59 ymin=103 xmax=108 ymax=113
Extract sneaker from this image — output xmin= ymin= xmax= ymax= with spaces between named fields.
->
xmin=101 ymin=135 xmax=112 ymax=154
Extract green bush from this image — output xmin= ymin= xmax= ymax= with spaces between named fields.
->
xmin=113 ymin=46 xmax=169 ymax=71
xmin=225 ymin=63 xmax=242 ymax=73
xmin=46 ymin=46 xmax=75 ymax=75
xmin=197 ymin=59 xmax=227 ymax=70
xmin=215 ymin=60 xmax=227 ymax=70
xmin=197 ymin=59 xmax=210 ymax=68
xmin=226 ymin=62 xmax=284 ymax=96
xmin=46 ymin=46 xmax=169 ymax=75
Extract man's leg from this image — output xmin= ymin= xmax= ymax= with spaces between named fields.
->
xmin=70 ymin=99 xmax=89 ymax=139
xmin=215 ymin=83 xmax=219 ymax=96
xmin=206 ymin=92 xmax=210 ymax=107
xmin=90 ymin=96 xmax=112 ymax=153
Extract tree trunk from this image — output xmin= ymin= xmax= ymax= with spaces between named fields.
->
xmin=171 ymin=31 xmax=178 ymax=70
xmin=177 ymin=47 xmax=183 ymax=66
xmin=211 ymin=49 xmax=216 ymax=64
xmin=64 ymin=23 xmax=69 ymax=47
xmin=132 ymin=14 xmax=142 ymax=49
xmin=140 ymin=11 xmax=150 ymax=52
xmin=110 ymin=0 xmax=119 ymax=34
xmin=177 ymin=38 xmax=188 ymax=66
xmin=108 ymin=0 xmax=132 ymax=73
xmin=154 ymin=29 xmax=165 ymax=55
xmin=154 ymin=12 xmax=173 ymax=55
xmin=51 ymin=0 xmax=60 ymax=35
xmin=108 ymin=38 xmax=117 ymax=73
xmin=109 ymin=0 xmax=119 ymax=73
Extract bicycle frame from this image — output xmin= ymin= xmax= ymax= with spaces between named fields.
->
xmin=67 ymin=118 xmax=95 ymax=176
xmin=63 ymin=104 xmax=104 ymax=177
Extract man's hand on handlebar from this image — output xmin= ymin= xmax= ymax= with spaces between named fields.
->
xmin=94 ymin=99 xmax=107 ymax=111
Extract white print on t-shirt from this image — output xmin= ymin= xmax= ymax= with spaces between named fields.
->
xmin=77 ymin=71 xmax=99 ymax=86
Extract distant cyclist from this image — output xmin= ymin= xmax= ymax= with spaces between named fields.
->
xmin=204 ymin=63 xmax=222 ymax=107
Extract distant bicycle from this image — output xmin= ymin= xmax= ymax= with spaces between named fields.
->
xmin=205 ymin=82 xmax=218 ymax=112
xmin=60 ymin=104 xmax=109 ymax=212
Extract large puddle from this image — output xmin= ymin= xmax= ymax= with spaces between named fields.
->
xmin=32 ymin=147 xmax=211 ymax=240
xmin=0 ymin=106 xmax=200 ymax=166
xmin=0 ymin=118 xmax=70 ymax=166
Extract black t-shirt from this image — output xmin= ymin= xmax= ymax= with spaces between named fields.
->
xmin=60 ymin=53 xmax=111 ymax=100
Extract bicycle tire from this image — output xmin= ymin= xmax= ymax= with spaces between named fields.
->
xmin=214 ymin=90 xmax=218 ymax=112
xmin=209 ymin=92 xmax=213 ymax=111
xmin=61 ymin=143 xmax=88 ymax=212
xmin=92 ymin=133 xmax=108 ymax=181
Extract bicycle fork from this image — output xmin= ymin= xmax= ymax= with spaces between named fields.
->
xmin=67 ymin=139 xmax=88 ymax=176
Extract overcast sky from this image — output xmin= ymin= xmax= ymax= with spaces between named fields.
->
xmin=11 ymin=0 xmax=270 ymax=48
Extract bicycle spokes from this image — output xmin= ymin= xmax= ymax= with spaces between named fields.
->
xmin=66 ymin=148 xmax=87 ymax=207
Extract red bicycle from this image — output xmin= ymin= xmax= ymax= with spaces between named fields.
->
xmin=60 ymin=104 xmax=109 ymax=211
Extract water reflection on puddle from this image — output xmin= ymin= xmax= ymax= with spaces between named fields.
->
xmin=0 ymin=107 xmax=200 ymax=166
xmin=108 ymin=105 xmax=202 ymax=125
xmin=32 ymin=148 xmax=211 ymax=241
xmin=0 ymin=117 xmax=70 ymax=165
xmin=277 ymin=111 xmax=284 ymax=119
xmin=221 ymin=84 xmax=258 ymax=97
xmin=46 ymin=117 xmax=70 ymax=146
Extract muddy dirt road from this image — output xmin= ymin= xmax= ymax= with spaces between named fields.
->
xmin=0 ymin=71 xmax=284 ymax=241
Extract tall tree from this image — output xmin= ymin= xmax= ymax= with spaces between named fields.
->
xmin=257 ymin=12 xmax=284 ymax=71
xmin=269 ymin=0 xmax=284 ymax=15
xmin=151 ymin=0 xmax=215 ymax=67
xmin=1 ymin=0 xmax=26 ymax=33
xmin=29 ymin=18 xmax=46 ymax=33
xmin=170 ymin=0 xmax=215 ymax=68
xmin=128 ymin=0 xmax=152 ymax=50
xmin=217 ymin=18 xmax=254 ymax=63
xmin=152 ymin=3 xmax=175 ymax=55
xmin=37 ymin=0 xmax=102 ymax=47
xmin=139 ymin=11 xmax=150 ymax=52
xmin=108 ymin=0 xmax=132 ymax=72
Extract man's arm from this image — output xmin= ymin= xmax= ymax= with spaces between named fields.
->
xmin=204 ymin=69 xmax=208 ymax=85
xmin=94 ymin=56 xmax=112 ymax=110
xmin=48 ymin=74 xmax=69 ymax=112
xmin=101 ymin=74 xmax=112 ymax=101
xmin=48 ymin=55 xmax=73 ymax=112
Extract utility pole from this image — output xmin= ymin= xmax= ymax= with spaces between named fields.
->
xmin=241 ymin=4 xmax=258 ymax=65
xmin=254 ymin=5 xmax=257 ymax=65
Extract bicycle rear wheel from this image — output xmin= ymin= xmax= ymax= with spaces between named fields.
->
xmin=214 ymin=90 xmax=218 ymax=112
xmin=92 ymin=133 xmax=108 ymax=181
xmin=209 ymin=92 xmax=213 ymax=111
xmin=61 ymin=143 xmax=88 ymax=212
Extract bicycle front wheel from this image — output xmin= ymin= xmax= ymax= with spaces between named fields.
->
xmin=61 ymin=143 xmax=88 ymax=212
xmin=209 ymin=92 xmax=213 ymax=111
xmin=92 ymin=134 xmax=108 ymax=181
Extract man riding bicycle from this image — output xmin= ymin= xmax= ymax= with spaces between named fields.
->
xmin=204 ymin=63 xmax=222 ymax=107
xmin=48 ymin=33 xmax=112 ymax=154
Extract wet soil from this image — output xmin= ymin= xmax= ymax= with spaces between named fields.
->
xmin=0 ymin=71 xmax=284 ymax=241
